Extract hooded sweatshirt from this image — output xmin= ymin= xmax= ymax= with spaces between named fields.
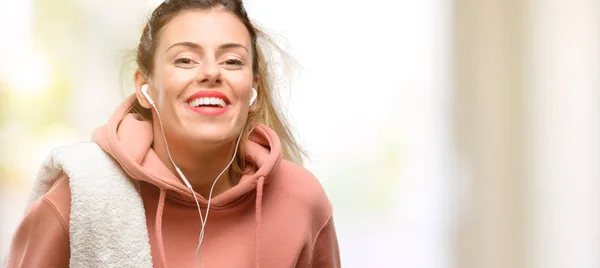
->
xmin=6 ymin=94 xmax=341 ymax=268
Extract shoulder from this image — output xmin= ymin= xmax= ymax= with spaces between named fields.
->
xmin=6 ymin=174 xmax=71 ymax=267
xmin=34 ymin=141 xmax=109 ymax=230
xmin=268 ymin=160 xmax=333 ymax=219
xmin=27 ymin=141 xmax=127 ymax=232
xmin=40 ymin=173 xmax=71 ymax=232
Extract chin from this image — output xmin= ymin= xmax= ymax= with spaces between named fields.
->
xmin=189 ymin=125 xmax=241 ymax=145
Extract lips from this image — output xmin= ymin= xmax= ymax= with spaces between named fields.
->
xmin=185 ymin=90 xmax=231 ymax=116
xmin=186 ymin=90 xmax=231 ymax=106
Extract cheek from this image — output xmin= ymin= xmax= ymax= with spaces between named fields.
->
xmin=227 ymin=72 xmax=254 ymax=98
xmin=156 ymin=67 xmax=194 ymax=99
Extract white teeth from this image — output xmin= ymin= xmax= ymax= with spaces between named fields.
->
xmin=188 ymin=97 xmax=227 ymax=108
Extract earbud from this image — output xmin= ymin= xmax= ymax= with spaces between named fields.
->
xmin=250 ymin=87 xmax=257 ymax=106
xmin=141 ymin=84 xmax=154 ymax=105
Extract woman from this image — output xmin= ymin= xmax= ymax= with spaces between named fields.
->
xmin=5 ymin=0 xmax=340 ymax=267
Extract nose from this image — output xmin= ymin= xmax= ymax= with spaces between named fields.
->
xmin=197 ymin=60 xmax=222 ymax=85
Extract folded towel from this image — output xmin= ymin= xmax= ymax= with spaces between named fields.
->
xmin=29 ymin=142 xmax=152 ymax=268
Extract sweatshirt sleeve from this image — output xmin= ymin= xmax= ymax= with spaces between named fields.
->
xmin=305 ymin=216 xmax=341 ymax=268
xmin=5 ymin=196 xmax=70 ymax=268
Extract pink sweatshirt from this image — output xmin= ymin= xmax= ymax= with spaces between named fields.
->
xmin=6 ymin=95 xmax=340 ymax=268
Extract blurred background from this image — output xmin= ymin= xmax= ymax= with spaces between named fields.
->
xmin=0 ymin=0 xmax=598 ymax=267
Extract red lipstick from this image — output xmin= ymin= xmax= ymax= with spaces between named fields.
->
xmin=185 ymin=90 xmax=231 ymax=116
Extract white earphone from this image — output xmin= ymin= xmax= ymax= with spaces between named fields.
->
xmin=141 ymin=84 xmax=154 ymax=105
xmin=250 ymin=87 xmax=257 ymax=106
xmin=139 ymin=83 xmax=247 ymax=268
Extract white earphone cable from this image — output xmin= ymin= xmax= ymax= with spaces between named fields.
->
xmin=150 ymin=101 xmax=243 ymax=268
xmin=195 ymin=132 xmax=242 ymax=268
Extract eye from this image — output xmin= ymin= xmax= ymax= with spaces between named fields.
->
xmin=224 ymin=59 xmax=244 ymax=66
xmin=174 ymin=56 xmax=196 ymax=66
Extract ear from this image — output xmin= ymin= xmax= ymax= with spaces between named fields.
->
xmin=250 ymin=75 xmax=260 ymax=112
xmin=134 ymin=70 xmax=152 ymax=109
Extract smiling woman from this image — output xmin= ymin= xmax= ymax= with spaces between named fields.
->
xmin=5 ymin=1 xmax=340 ymax=268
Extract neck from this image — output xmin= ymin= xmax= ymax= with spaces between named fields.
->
xmin=152 ymin=129 xmax=241 ymax=199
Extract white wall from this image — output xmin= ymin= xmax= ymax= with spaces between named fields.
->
xmin=526 ymin=0 xmax=600 ymax=267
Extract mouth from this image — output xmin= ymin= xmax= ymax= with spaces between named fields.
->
xmin=185 ymin=90 xmax=231 ymax=116
xmin=187 ymin=97 xmax=228 ymax=108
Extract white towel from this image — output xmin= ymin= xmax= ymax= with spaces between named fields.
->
xmin=29 ymin=141 xmax=153 ymax=268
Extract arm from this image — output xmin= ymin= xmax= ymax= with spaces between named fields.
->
xmin=5 ymin=196 xmax=70 ymax=267
xmin=305 ymin=216 xmax=341 ymax=268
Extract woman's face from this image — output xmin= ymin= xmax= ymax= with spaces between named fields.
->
xmin=143 ymin=9 xmax=256 ymax=147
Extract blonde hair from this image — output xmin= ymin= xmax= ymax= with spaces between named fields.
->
xmin=236 ymin=28 xmax=305 ymax=173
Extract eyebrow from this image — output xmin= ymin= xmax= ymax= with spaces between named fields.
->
xmin=166 ymin=42 xmax=248 ymax=53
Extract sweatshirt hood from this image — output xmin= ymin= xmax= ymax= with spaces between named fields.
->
xmin=91 ymin=94 xmax=282 ymax=207
xmin=94 ymin=94 xmax=282 ymax=267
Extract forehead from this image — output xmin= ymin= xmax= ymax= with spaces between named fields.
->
xmin=159 ymin=9 xmax=252 ymax=49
